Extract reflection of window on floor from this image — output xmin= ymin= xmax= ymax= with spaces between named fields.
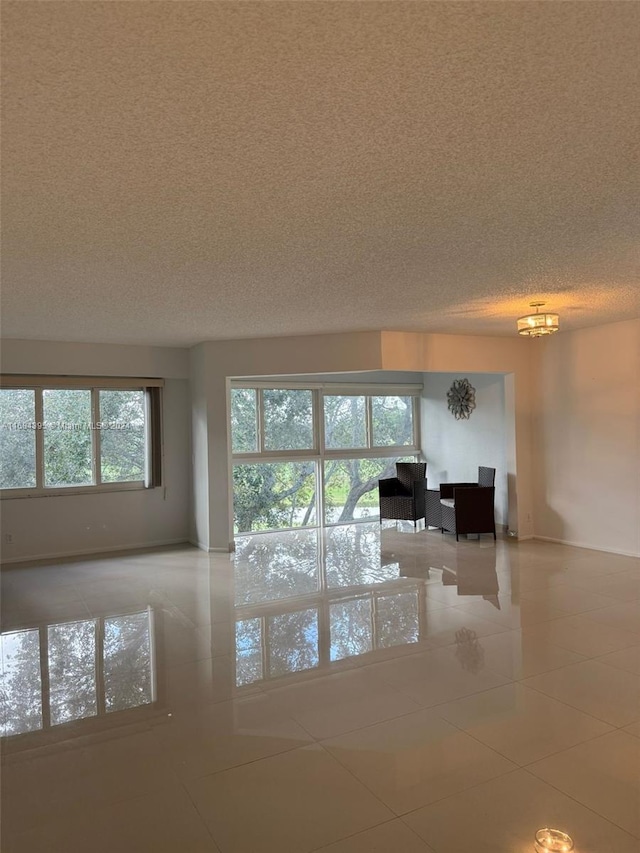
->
xmin=330 ymin=592 xmax=419 ymax=661
xmin=0 ymin=610 xmax=155 ymax=737
xmin=235 ymin=589 xmax=420 ymax=686
xmin=0 ymin=628 xmax=42 ymax=736
xmin=236 ymin=608 xmax=320 ymax=686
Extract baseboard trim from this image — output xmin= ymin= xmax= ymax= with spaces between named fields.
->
xmin=533 ymin=535 xmax=639 ymax=559
xmin=188 ymin=539 xmax=231 ymax=554
xmin=1 ymin=538 xmax=191 ymax=567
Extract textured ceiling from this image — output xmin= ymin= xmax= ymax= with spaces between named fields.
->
xmin=2 ymin=1 xmax=639 ymax=346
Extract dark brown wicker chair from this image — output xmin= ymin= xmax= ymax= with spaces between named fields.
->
xmin=439 ymin=466 xmax=496 ymax=541
xmin=378 ymin=462 xmax=427 ymax=527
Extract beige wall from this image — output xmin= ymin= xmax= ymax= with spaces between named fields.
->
xmin=532 ymin=318 xmax=640 ymax=556
xmin=1 ymin=340 xmax=191 ymax=562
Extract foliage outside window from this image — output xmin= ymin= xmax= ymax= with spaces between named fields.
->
xmin=0 ymin=390 xmax=36 ymax=489
xmin=323 ymin=395 xmax=367 ymax=449
xmin=231 ymin=384 xmax=420 ymax=534
xmin=371 ymin=395 xmax=414 ymax=446
xmin=262 ymin=389 xmax=314 ymax=451
xmin=43 ymin=390 xmax=94 ymax=488
xmin=0 ymin=382 xmax=157 ymax=494
xmin=230 ymin=388 xmax=258 ymax=454
xmin=323 ymin=456 xmax=415 ymax=524
xmin=233 ymin=461 xmax=317 ymax=533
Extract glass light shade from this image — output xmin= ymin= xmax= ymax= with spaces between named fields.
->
xmin=534 ymin=828 xmax=574 ymax=852
xmin=517 ymin=311 xmax=559 ymax=337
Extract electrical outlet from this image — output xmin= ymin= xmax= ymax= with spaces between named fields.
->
xmin=4 ymin=533 xmax=13 ymax=544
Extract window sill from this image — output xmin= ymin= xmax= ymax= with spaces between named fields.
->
xmin=1 ymin=482 xmax=150 ymax=499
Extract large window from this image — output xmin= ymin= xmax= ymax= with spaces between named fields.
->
xmin=231 ymin=383 xmax=420 ymax=533
xmin=0 ymin=377 xmax=162 ymax=496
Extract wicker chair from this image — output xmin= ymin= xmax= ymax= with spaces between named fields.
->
xmin=378 ymin=462 xmax=427 ymax=527
xmin=439 ymin=466 xmax=496 ymax=541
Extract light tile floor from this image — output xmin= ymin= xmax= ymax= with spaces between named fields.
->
xmin=1 ymin=523 xmax=639 ymax=852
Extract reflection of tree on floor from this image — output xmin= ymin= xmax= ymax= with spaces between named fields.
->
xmin=1 ymin=611 xmax=154 ymax=740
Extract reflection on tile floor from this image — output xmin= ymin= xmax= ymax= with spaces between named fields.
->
xmin=1 ymin=523 xmax=639 ymax=852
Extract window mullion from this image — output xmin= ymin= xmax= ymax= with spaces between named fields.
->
xmin=93 ymin=389 xmax=102 ymax=486
xmin=262 ymin=617 xmax=270 ymax=683
xmin=365 ymin=397 xmax=373 ymax=449
xmin=314 ymin=389 xmax=323 ymax=454
xmin=315 ymin=391 xmax=324 ymax=526
xmin=39 ymin=624 xmax=51 ymax=731
xmin=96 ymin=617 xmax=106 ymax=716
xmin=35 ymin=388 xmax=45 ymax=489
xmin=257 ymin=389 xmax=265 ymax=453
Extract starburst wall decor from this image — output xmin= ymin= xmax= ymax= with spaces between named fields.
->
xmin=447 ymin=378 xmax=476 ymax=420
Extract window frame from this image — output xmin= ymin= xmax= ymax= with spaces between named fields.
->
xmin=231 ymin=385 xmax=320 ymax=458
xmin=0 ymin=376 xmax=163 ymax=499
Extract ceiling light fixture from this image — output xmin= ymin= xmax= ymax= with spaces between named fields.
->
xmin=534 ymin=828 xmax=574 ymax=852
xmin=517 ymin=302 xmax=559 ymax=337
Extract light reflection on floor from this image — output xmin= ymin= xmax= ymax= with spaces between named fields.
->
xmin=1 ymin=522 xmax=639 ymax=852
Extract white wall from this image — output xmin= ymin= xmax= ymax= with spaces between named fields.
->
xmin=532 ymin=319 xmax=640 ymax=556
xmin=1 ymin=340 xmax=191 ymax=562
xmin=193 ymin=330 xmax=535 ymax=549
xmin=421 ymin=373 xmax=508 ymax=526
xmin=189 ymin=345 xmax=212 ymax=550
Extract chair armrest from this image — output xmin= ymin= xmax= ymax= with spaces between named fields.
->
xmin=379 ymin=477 xmax=402 ymax=497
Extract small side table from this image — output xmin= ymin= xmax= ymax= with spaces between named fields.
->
xmin=425 ymin=488 xmax=442 ymax=530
